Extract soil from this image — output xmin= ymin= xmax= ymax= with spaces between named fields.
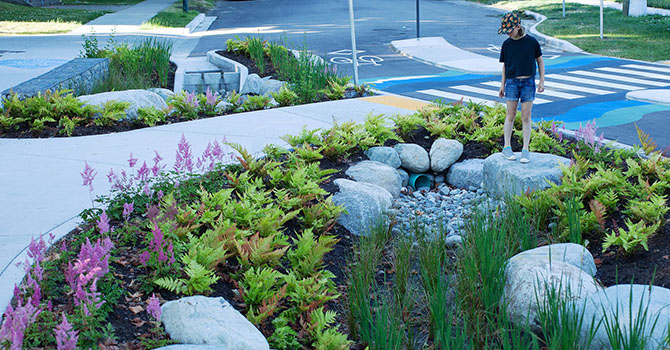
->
xmin=215 ymin=50 xmax=278 ymax=78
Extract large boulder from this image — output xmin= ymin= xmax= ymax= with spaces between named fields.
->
xmin=240 ymin=74 xmax=286 ymax=96
xmin=155 ymin=346 xmax=224 ymax=350
xmin=578 ymin=285 xmax=670 ymax=350
xmin=446 ymin=158 xmax=484 ymax=189
xmin=332 ymin=179 xmax=392 ymax=236
xmin=507 ymin=243 xmax=597 ymax=277
xmin=430 ymin=138 xmax=463 ymax=172
xmin=365 ymin=146 xmax=401 ymax=168
xmin=482 ymin=152 xmax=570 ymax=199
xmin=346 ymin=160 xmax=402 ymax=198
xmin=394 ymin=143 xmax=430 ymax=173
xmin=78 ymin=89 xmax=168 ymax=121
xmin=161 ymin=296 xmax=269 ymax=350
xmin=147 ymin=88 xmax=175 ymax=102
xmin=504 ymin=244 xmax=602 ymax=329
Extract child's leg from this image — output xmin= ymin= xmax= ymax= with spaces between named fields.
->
xmin=504 ymin=100 xmax=519 ymax=149
xmin=520 ymin=101 xmax=533 ymax=150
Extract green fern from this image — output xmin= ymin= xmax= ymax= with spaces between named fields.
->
xmin=635 ymin=123 xmax=657 ymax=155
xmin=287 ymin=228 xmax=338 ymax=278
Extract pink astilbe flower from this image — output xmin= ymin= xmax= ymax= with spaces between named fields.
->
xmin=135 ymin=161 xmax=150 ymax=182
xmin=80 ymin=162 xmax=97 ymax=192
xmin=185 ymin=91 xmax=200 ymax=109
xmin=127 ymin=153 xmax=139 ymax=168
xmin=122 ymin=202 xmax=134 ymax=221
xmin=205 ymin=87 xmax=219 ymax=106
xmin=65 ymin=237 xmax=113 ymax=316
xmin=151 ymin=151 xmax=165 ymax=177
xmin=140 ymin=223 xmax=175 ymax=267
xmin=550 ymin=120 xmax=565 ymax=142
xmin=146 ymin=294 xmax=161 ymax=321
xmin=575 ymin=119 xmax=604 ymax=153
xmin=54 ymin=313 xmax=78 ymax=350
xmin=96 ymin=211 xmax=110 ymax=234
xmin=0 ymin=301 xmax=41 ymax=350
xmin=174 ymin=134 xmax=194 ymax=173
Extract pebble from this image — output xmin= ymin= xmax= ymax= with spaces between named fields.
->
xmin=390 ymin=185 xmax=503 ymax=240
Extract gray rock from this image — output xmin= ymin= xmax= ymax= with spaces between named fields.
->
xmin=447 ymin=159 xmax=484 ymax=190
xmin=332 ymin=179 xmax=393 ymax=236
xmin=147 ymin=88 xmax=175 ymax=102
xmin=78 ymin=89 xmax=168 ymax=121
xmin=445 ymin=235 xmax=463 ymax=248
xmin=346 ymin=160 xmax=402 ymax=198
xmin=507 ymin=243 xmax=597 ymax=277
xmin=240 ymin=74 xmax=286 ymax=96
xmin=365 ymin=146 xmax=402 ymax=168
xmin=482 ymin=152 xmax=570 ymax=199
xmin=394 ymin=143 xmax=430 ymax=173
xmin=434 ymin=175 xmax=445 ymax=183
xmin=504 ymin=248 xmax=602 ymax=329
xmin=155 ymin=346 xmax=224 ymax=350
xmin=215 ymin=100 xmax=233 ymax=112
xmin=161 ymin=296 xmax=269 ymax=350
xmin=430 ymin=138 xmax=464 ymax=172
xmin=397 ymin=169 xmax=409 ymax=187
xmin=579 ymin=285 xmax=670 ymax=350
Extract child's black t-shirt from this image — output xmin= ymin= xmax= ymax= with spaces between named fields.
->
xmin=499 ymin=35 xmax=542 ymax=79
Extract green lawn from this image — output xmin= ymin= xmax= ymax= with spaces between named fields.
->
xmin=60 ymin=0 xmax=144 ymax=5
xmin=141 ymin=0 xmax=213 ymax=29
xmin=0 ymin=2 xmax=107 ymax=34
xmin=528 ymin=3 xmax=670 ymax=61
xmin=490 ymin=0 xmax=670 ymax=61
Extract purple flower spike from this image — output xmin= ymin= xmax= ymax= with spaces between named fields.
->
xmin=80 ymin=161 xmax=97 ymax=192
xmin=122 ymin=202 xmax=134 ymax=221
xmin=54 ymin=313 xmax=78 ymax=350
xmin=96 ymin=211 xmax=110 ymax=234
xmin=147 ymin=293 xmax=162 ymax=321
xmin=127 ymin=153 xmax=138 ymax=168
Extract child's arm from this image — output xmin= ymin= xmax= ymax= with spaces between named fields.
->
xmin=536 ymin=56 xmax=545 ymax=93
xmin=499 ymin=64 xmax=506 ymax=98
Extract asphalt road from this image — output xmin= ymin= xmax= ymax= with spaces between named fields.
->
xmin=194 ymin=0 xmax=670 ymax=149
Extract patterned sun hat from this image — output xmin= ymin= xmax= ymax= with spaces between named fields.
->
xmin=498 ymin=12 xmax=521 ymax=34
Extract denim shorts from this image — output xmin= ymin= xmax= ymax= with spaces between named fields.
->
xmin=504 ymin=76 xmax=536 ymax=103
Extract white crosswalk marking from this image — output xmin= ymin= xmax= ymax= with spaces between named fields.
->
xmin=417 ymin=89 xmax=498 ymax=106
xmin=481 ymin=81 xmax=584 ymax=100
xmin=546 ymin=73 xmax=645 ymax=91
xmin=451 ymin=85 xmax=551 ymax=104
xmin=621 ymin=64 xmax=670 ymax=74
xmin=542 ymin=80 xmax=615 ymax=95
xmin=595 ymin=67 xmax=670 ymax=82
xmin=569 ymin=70 xmax=668 ymax=87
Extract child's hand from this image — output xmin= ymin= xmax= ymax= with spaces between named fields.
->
xmin=499 ymin=87 xmax=505 ymax=98
xmin=537 ymin=81 xmax=545 ymax=93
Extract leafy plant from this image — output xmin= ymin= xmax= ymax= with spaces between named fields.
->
xmin=239 ymin=95 xmax=272 ymax=112
xmin=323 ymin=79 xmax=347 ymax=100
xmin=154 ymin=257 xmax=220 ymax=295
xmin=363 ymin=113 xmax=401 ymax=145
xmin=240 ymin=266 xmax=284 ymax=307
xmin=169 ymin=91 xmax=200 ymax=120
xmin=287 ymin=228 xmax=338 ymax=279
xmin=389 ymin=113 xmax=425 ymax=141
xmin=247 ymin=36 xmax=267 ymax=74
xmin=602 ymin=219 xmax=660 ymax=254
xmin=136 ymin=106 xmax=167 ymax=127
xmin=635 ymin=123 xmax=658 ymax=156
xmin=271 ymin=85 xmax=299 ymax=107
xmin=94 ymin=100 xmax=129 ymax=126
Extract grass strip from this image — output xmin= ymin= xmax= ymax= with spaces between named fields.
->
xmin=141 ymin=0 xmax=213 ymax=29
xmin=0 ymin=2 xmax=107 ymax=34
xmin=507 ymin=1 xmax=670 ymax=61
xmin=61 ymin=0 xmax=143 ymax=5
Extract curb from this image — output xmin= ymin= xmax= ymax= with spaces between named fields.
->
xmin=525 ymin=10 xmax=583 ymax=53
xmin=185 ymin=13 xmax=206 ymax=34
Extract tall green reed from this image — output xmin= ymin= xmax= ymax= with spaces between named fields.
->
xmin=247 ymin=37 xmax=266 ymax=74
xmin=564 ymin=195 xmax=584 ymax=245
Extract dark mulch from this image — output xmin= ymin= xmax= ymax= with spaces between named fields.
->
xmin=215 ymin=50 xmax=278 ymax=79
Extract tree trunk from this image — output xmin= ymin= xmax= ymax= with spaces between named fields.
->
xmin=623 ymin=0 xmax=630 ymax=15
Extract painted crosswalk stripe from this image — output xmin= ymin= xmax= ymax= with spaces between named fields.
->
xmin=546 ymin=73 xmax=645 ymax=91
xmin=417 ymin=89 xmax=498 ymax=106
xmin=595 ymin=67 xmax=670 ymax=82
xmin=569 ymin=70 xmax=667 ymax=87
xmin=542 ymin=80 xmax=615 ymax=95
xmin=451 ymin=85 xmax=551 ymax=104
xmin=621 ymin=64 xmax=670 ymax=74
xmin=481 ymin=81 xmax=584 ymax=100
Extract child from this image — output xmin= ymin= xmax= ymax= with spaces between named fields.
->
xmin=497 ymin=12 xmax=545 ymax=163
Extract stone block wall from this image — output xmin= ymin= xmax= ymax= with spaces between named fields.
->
xmin=2 ymin=58 xmax=109 ymax=98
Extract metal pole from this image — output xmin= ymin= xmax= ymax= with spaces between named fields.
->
xmin=416 ymin=0 xmax=420 ymax=38
xmin=562 ymin=0 xmax=566 ymax=17
xmin=599 ymin=0 xmax=604 ymax=39
xmin=348 ymin=0 xmax=359 ymax=85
